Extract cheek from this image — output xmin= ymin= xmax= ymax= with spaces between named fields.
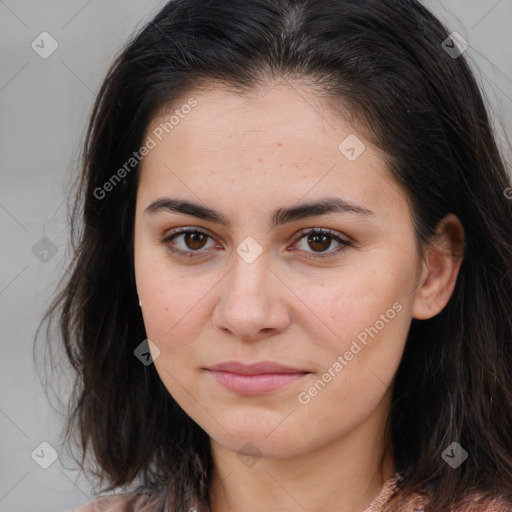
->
xmin=137 ymin=271 xmax=205 ymax=343
xmin=292 ymin=275 xmax=410 ymax=428
xmin=134 ymin=239 xmax=219 ymax=349
xmin=299 ymin=258 xmax=413 ymax=341
xmin=290 ymin=253 xmax=416 ymax=401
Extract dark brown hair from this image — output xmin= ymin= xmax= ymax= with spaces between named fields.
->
xmin=36 ymin=0 xmax=512 ymax=511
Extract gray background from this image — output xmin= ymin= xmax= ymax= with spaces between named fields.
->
xmin=1 ymin=1 xmax=511 ymax=511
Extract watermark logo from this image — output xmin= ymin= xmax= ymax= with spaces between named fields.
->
xmin=31 ymin=441 xmax=58 ymax=469
xmin=442 ymin=32 xmax=468 ymax=59
xmin=236 ymin=236 xmax=263 ymax=264
xmin=237 ymin=442 xmax=262 ymax=468
xmin=32 ymin=236 xmax=58 ymax=263
xmin=441 ymin=442 xmax=468 ymax=468
xmin=338 ymin=134 xmax=366 ymax=161
xmin=134 ymin=339 xmax=161 ymax=366
xmin=31 ymin=32 xmax=58 ymax=59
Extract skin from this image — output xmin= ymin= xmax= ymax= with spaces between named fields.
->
xmin=133 ymin=81 xmax=464 ymax=512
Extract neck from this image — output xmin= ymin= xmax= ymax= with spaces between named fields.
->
xmin=207 ymin=389 xmax=395 ymax=512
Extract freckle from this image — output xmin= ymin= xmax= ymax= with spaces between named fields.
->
xmin=258 ymin=158 xmax=263 ymax=162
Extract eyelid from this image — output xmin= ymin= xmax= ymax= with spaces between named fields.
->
xmin=293 ymin=227 xmax=352 ymax=245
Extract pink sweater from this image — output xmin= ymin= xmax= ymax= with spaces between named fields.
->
xmin=66 ymin=474 xmax=509 ymax=512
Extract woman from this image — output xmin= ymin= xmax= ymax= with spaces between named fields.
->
xmin=39 ymin=0 xmax=512 ymax=511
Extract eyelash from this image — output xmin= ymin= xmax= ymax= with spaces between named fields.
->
xmin=160 ymin=227 xmax=353 ymax=260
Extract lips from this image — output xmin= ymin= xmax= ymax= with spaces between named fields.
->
xmin=208 ymin=360 xmax=310 ymax=375
xmin=206 ymin=360 xmax=311 ymax=395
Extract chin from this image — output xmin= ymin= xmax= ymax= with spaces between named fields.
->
xmin=210 ymin=422 xmax=307 ymax=460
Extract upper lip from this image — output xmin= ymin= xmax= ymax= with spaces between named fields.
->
xmin=207 ymin=361 xmax=310 ymax=375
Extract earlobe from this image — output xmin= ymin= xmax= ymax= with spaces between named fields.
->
xmin=412 ymin=214 xmax=465 ymax=320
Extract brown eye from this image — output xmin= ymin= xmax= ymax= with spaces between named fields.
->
xmin=161 ymin=228 xmax=217 ymax=258
xmin=307 ymin=233 xmax=332 ymax=252
xmin=293 ymin=228 xmax=352 ymax=259
xmin=183 ymin=232 xmax=208 ymax=250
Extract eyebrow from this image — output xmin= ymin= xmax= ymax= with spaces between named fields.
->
xmin=144 ymin=196 xmax=375 ymax=228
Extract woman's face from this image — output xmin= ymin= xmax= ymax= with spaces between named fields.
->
xmin=134 ymin=82 xmax=425 ymax=460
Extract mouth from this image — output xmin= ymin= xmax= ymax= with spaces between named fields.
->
xmin=205 ymin=360 xmax=311 ymax=395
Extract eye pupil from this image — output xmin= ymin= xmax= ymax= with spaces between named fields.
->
xmin=186 ymin=232 xmax=207 ymax=250
xmin=308 ymin=234 xmax=331 ymax=252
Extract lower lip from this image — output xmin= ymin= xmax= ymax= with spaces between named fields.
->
xmin=207 ymin=370 xmax=309 ymax=395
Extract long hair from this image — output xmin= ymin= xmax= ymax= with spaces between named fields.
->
xmin=35 ymin=1 xmax=512 ymax=510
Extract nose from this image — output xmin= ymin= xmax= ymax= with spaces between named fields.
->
xmin=212 ymin=249 xmax=291 ymax=341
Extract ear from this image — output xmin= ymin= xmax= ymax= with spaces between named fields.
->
xmin=412 ymin=213 xmax=465 ymax=320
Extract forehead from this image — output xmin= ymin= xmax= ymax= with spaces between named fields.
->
xmin=146 ymin=81 xmax=356 ymax=147
xmin=137 ymin=82 xmax=405 ymax=223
